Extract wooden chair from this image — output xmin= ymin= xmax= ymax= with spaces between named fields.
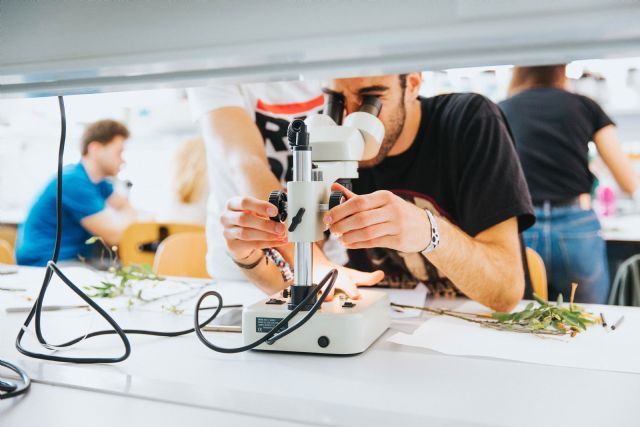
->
xmin=153 ymin=232 xmax=209 ymax=278
xmin=117 ymin=222 xmax=205 ymax=267
xmin=526 ymin=247 xmax=548 ymax=301
xmin=0 ymin=225 xmax=17 ymax=249
xmin=0 ymin=239 xmax=15 ymax=265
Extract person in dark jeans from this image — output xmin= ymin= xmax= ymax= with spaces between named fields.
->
xmin=500 ymin=65 xmax=639 ymax=303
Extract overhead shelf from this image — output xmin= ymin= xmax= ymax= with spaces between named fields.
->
xmin=2 ymin=0 xmax=640 ymax=97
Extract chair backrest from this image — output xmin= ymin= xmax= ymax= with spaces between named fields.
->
xmin=118 ymin=222 xmax=205 ymax=267
xmin=608 ymin=254 xmax=640 ymax=306
xmin=153 ymin=232 xmax=209 ymax=278
xmin=0 ymin=239 xmax=15 ymax=265
xmin=0 ymin=225 xmax=17 ymax=248
xmin=526 ymin=247 xmax=548 ymax=301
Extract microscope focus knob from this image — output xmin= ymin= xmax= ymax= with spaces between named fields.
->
xmin=268 ymin=191 xmax=288 ymax=222
xmin=328 ymin=191 xmax=346 ymax=210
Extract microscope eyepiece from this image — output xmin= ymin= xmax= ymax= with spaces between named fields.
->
xmin=323 ymin=92 xmax=346 ymax=125
xmin=288 ymin=119 xmax=308 ymax=148
xmin=359 ymin=95 xmax=382 ymax=117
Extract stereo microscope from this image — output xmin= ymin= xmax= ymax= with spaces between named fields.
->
xmin=242 ymin=94 xmax=391 ymax=355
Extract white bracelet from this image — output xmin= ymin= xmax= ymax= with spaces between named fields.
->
xmin=420 ymin=209 xmax=440 ymax=254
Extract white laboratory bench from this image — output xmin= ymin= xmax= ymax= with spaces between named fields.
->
xmin=1 ymin=268 xmax=640 ymax=427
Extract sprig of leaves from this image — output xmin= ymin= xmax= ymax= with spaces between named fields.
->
xmin=82 ymin=236 xmax=207 ymax=315
xmin=83 ymin=264 xmax=164 ymax=299
xmin=490 ymin=292 xmax=595 ymax=336
xmin=83 ymin=264 xmax=165 ymax=313
xmin=391 ymin=284 xmax=598 ymax=337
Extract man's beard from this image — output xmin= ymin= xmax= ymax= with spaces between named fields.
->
xmin=358 ymin=96 xmax=406 ymax=169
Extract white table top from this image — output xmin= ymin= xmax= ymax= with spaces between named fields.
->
xmin=2 ymin=267 xmax=640 ymax=426
xmin=0 ymin=382 xmax=306 ymax=427
xmin=601 ymin=213 xmax=640 ymax=242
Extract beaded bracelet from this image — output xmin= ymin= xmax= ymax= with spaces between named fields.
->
xmin=264 ymin=248 xmax=294 ymax=282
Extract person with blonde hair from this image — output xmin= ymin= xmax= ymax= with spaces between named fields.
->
xmin=500 ymin=64 xmax=639 ymax=303
xmin=160 ymin=137 xmax=208 ymax=224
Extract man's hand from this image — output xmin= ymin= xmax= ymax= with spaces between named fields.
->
xmin=324 ymin=183 xmax=431 ymax=253
xmin=220 ymin=196 xmax=288 ymax=260
xmin=314 ymin=262 xmax=384 ymax=301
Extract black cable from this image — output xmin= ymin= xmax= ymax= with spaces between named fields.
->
xmin=265 ymin=270 xmax=336 ymax=345
xmin=194 ymin=268 xmax=337 ymax=353
xmin=0 ymin=358 xmax=30 ymax=400
xmin=15 ymin=96 xmax=131 ymax=363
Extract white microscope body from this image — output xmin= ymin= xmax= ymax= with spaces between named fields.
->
xmin=242 ymin=95 xmax=391 ymax=355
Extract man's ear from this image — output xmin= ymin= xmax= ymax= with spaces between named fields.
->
xmin=406 ymin=72 xmax=422 ymax=100
xmin=86 ymin=140 xmax=101 ymax=157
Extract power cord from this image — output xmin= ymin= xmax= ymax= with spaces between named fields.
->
xmin=7 ymin=95 xmax=334 ymax=396
xmin=0 ymin=358 xmax=30 ymax=400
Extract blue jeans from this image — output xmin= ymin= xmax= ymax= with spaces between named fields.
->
xmin=524 ymin=204 xmax=610 ymax=304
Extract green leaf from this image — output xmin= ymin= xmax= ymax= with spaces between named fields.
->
xmin=520 ymin=310 xmax=536 ymax=320
xmin=85 ymin=236 xmax=100 ymax=245
xmin=491 ymin=312 xmax=513 ymax=322
xmin=533 ymin=293 xmax=548 ymax=306
xmin=562 ymin=312 xmax=586 ymax=331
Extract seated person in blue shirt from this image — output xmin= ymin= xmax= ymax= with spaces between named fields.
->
xmin=16 ymin=119 xmax=137 ymax=266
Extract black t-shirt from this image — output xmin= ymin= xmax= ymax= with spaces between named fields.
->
xmin=498 ymin=88 xmax=614 ymax=203
xmin=347 ymin=94 xmax=535 ymax=296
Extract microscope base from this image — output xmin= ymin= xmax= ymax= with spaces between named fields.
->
xmin=242 ymin=290 xmax=390 ymax=355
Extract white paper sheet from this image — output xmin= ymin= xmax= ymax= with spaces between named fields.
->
xmin=370 ymin=283 xmax=429 ymax=318
xmin=0 ymin=266 xmax=105 ymax=311
xmin=388 ymin=300 xmax=640 ymax=373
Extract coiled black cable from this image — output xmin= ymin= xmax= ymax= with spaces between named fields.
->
xmin=0 ymin=358 xmax=30 ymax=400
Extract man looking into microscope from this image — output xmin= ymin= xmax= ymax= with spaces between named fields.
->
xmin=216 ymin=74 xmax=535 ymax=312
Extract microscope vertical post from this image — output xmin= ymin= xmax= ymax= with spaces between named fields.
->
xmin=286 ymin=119 xmax=321 ymax=310
xmin=292 ymin=141 xmax=313 ymax=289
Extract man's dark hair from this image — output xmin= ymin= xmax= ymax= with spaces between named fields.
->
xmin=81 ymin=119 xmax=130 ymax=155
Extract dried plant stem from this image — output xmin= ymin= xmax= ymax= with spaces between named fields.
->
xmin=391 ymin=303 xmax=566 ymax=336
xmin=570 ymin=282 xmax=578 ymax=311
